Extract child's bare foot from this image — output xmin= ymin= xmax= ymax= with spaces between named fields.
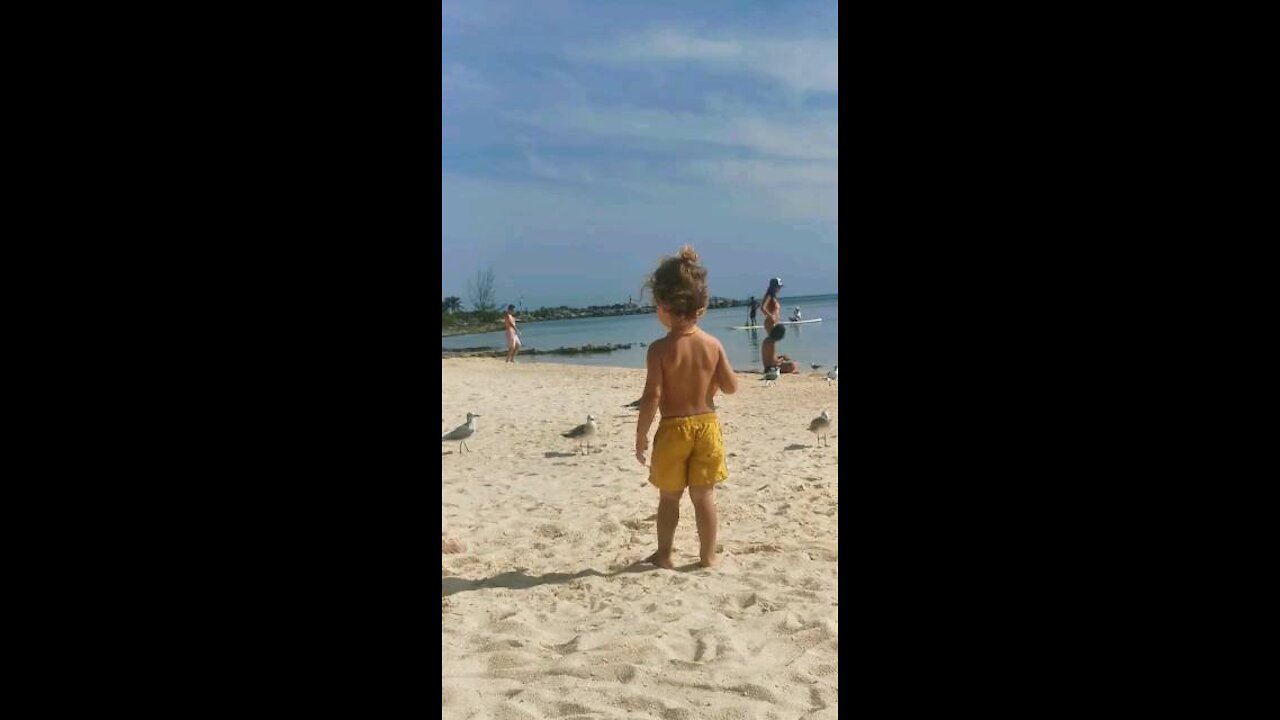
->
xmin=442 ymin=537 xmax=465 ymax=553
xmin=644 ymin=551 xmax=675 ymax=569
xmin=699 ymin=555 xmax=718 ymax=568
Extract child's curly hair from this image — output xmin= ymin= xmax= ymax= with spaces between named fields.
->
xmin=645 ymin=245 xmax=709 ymax=319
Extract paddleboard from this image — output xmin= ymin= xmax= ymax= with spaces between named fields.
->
xmin=729 ymin=318 xmax=823 ymax=330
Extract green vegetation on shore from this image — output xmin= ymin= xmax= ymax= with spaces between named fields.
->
xmin=442 ymin=320 xmax=504 ymax=337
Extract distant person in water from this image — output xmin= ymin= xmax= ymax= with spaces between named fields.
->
xmin=791 ymin=306 xmax=802 ymax=322
xmin=504 ymin=304 xmax=521 ymax=363
xmin=748 ymin=295 xmax=759 ymax=327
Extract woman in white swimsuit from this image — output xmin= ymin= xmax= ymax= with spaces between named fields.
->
xmin=504 ymin=304 xmax=521 ymax=363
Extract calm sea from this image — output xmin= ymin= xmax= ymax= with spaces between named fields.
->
xmin=442 ymin=293 xmax=839 ymax=371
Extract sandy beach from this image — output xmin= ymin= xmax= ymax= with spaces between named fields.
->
xmin=442 ymin=357 xmax=839 ymax=719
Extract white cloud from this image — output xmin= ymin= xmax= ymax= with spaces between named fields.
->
xmin=684 ymin=159 xmax=837 ymax=187
xmin=442 ymin=64 xmax=496 ymax=98
xmin=572 ymin=29 xmax=837 ymax=94
xmin=506 ymin=102 xmax=837 ymax=221
xmin=523 ymin=151 xmax=595 ymax=183
xmin=730 ymin=114 xmax=838 ymax=161
xmin=636 ymin=29 xmax=742 ymax=60
xmin=441 ymin=0 xmax=513 ymax=33
xmin=513 ymin=105 xmax=837 ymax=161
xmin=678 ymin=159 xmax=838 ymax=223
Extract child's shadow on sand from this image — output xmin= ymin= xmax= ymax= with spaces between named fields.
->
xmin=443 ymin=569 xmax=607 ymax=597
xmin=784 ymin=443 xmax=811 ymax=451
xmin=442 ymin=562 xmax=699 ymax=597
xmin=543 ymin=451 xmax=578 ymax=458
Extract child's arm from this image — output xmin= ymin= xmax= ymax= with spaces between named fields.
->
xmin=715 ymin=341 xmax=738 ymax=394
xmin=635 ymin=342 xmax=663 ymax=465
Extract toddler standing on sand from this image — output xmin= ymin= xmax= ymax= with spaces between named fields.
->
xmin=634 ymin=246 xmax=738 ymax=568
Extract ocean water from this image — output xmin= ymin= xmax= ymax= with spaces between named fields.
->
xmin=442 ymin=294 xmax=839 ymax=371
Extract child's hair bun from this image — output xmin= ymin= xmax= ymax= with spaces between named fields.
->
xmin=645 ymin=245 xmax=709 ymax=319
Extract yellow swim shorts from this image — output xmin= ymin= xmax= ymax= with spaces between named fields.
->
xmin=649 ymin=413 xmax=728 ymax=493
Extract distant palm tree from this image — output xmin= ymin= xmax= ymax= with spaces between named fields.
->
xmin=442 ymin=296 xmax=462 ymax=314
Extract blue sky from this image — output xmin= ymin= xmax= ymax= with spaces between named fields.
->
xmin=442 ymin=0 xmax=838 ymax=308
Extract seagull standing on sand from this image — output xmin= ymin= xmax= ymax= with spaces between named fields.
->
xmin=808 ymin=409 xmax=832 ymax=447
xmin=827 ymin=365 xmax=838 ymax=385
xmin=442 ymin=412 xmax=480 ymax=453
xmin=562 ymin=414 xmax=599 ymax=454
xmin=762 ymin=366 xmax=780 ymax=387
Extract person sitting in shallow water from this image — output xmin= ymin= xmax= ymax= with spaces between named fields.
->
xmin=790 ymin=306 xmax=802 ymax=322
xmin=762 ymin=326 xmax=799 ymax=374
xmin=762 ymin=353 xmax=799 ymax=376
xmin=777 ymin=354 xmax=799 ymax=374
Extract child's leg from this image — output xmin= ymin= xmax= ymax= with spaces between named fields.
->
xmin=689 ymin=485 xmax=719 ymax=567
xmin=648 ymin=489 xmax=683 ymax=569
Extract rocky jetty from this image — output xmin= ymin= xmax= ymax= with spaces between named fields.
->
xmin=442 ymin=342 xmax=634 ymax=359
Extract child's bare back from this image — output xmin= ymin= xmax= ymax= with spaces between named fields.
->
xmin=646 ymin=329 xmax=736 ymax=419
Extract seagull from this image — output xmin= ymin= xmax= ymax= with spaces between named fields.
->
xmin=762 ymin=366 xmax=780 ymax=387
xmin=808 ymin=409 xmax=832 ymax=447
xmin=826 ymin=365 xmax=838 ymax=385
xmin=442 ymin=412 xmax=480 ymax=453
xmin=562 ymin=414 xmax=599 ymax=454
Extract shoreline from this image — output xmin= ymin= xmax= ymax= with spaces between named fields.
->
xmin=442 ymin=342 xmax=636 ymax=359
xmin=439 ymin=350 xmax=786 ymax=375
xmin=442 ymin=308 xmax=659 ymax=338
xmin=441 ymin=293 xmax=838 ymax=338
